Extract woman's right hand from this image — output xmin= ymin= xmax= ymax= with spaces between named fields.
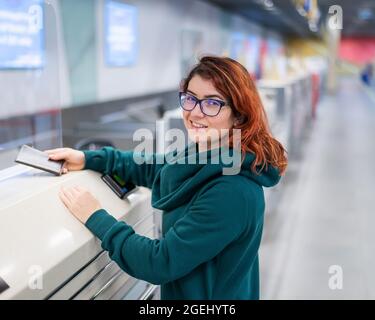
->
xmin=44 ymin=148 xmax=85 ymax=174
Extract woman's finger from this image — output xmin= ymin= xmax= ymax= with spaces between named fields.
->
xmin=59 ymin=189 xmax=71 ymax=210
xmin=44 ymin=148 xmax=66 ymax=154
xmin=70 ymin=186 xmax=84 ymax=199
xmin=49 ymin=151 xmax=69 ymax=161
xmin=61 ymin=163 xmax=68 ymax=174
xmin=74 ymin=185 xmax=86 ymax=193
xmin=61 ymin=187 xmax=75 ymax=202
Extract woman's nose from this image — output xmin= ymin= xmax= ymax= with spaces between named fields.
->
xmin=190 ymin=102 xmax=205 ymax=118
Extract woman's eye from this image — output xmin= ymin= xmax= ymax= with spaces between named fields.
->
xmin=206 ymin=100 xmax=220 ymax=107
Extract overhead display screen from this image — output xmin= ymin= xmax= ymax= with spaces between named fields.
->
xmin=0 ymin=0 xmax=44 ymax=69
xmin=104 ymin=1 xmax=137 ymax=67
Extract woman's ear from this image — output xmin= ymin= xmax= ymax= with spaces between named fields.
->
xmin=234 ymin=115 xmax=246 ymax=127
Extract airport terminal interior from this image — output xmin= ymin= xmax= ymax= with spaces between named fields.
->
xmin=0 ymin=0 xmax=374 ymax=300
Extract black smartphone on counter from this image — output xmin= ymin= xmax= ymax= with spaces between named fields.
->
xmin=101 ymin=173 xmax=137 ymax=199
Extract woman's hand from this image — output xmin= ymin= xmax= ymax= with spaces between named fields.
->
xmin=59 ymin=186 xmax=102 ymax=224
xmin=44 ymin=148 xmax=85 ymax=174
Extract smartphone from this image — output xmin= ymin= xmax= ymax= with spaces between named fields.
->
xmin=15 ymin=144 xmax=64 ymax=176
xmin=101 ymin=173 xmax=137 ymax=199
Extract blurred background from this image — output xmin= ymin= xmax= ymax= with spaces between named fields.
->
xmin=0 ymin=0 xmax=374 ymax=299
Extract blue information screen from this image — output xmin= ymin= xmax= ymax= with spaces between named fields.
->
xmin=105 ymin=1 xmax=138 ymax=67
xmin=0 ymin=0 xmax=44 ymax=69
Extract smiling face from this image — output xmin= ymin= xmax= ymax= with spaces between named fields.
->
xmin=182 ymin=75 xmax=236 ymax=151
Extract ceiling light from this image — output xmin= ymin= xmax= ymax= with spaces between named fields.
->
xmin=263 ymin=0 xmax=274 ymax=9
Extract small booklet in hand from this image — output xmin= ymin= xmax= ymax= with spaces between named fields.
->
xmin=15 ymin=145 xmax=64 ymax=176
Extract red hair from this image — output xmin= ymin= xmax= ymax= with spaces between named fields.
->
xmin=181 ymin=56 xmax=288 ymax=175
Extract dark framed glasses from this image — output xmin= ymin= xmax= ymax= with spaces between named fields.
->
xmin=179 ymin=92 xmax=228 ymax=117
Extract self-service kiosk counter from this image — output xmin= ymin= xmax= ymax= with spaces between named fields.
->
xmin=257 ymin=73 xmax=315 ymax=157
xmin=0 ymin=166 xmax=159 ymax=300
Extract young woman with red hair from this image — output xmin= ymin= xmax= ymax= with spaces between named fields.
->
xmin=47 ymin=56 xmax=287 ymax=300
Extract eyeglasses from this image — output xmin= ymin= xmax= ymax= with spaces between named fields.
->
xmin=179 ymin=92 xmax=228 ymax=117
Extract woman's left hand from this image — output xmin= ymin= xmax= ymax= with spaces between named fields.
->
xmin=59 ymin=186 xmax=102 ymax=224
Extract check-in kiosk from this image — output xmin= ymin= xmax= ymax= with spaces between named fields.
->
xmin=257 ymin=73 xmax=315 ymax=158
xmin=257 ymin=74 xmax=314 ymax=210
xmin=0 ymin=165 xmax=159 ymax=300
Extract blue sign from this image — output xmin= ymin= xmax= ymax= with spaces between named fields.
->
xmin=0 ymin=0 xmax=44 ymax=69
xmin=105 ymin=1 xmax=138 ymax=67
xmin=229 ymin=32 xmax=245 ymax=60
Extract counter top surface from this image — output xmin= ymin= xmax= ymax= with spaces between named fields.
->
xmin=0 ymin=166 xmax=152 ymax=299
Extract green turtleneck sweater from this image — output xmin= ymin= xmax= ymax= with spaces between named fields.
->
xmin=83 ymin=145 xmax=281 ymax=300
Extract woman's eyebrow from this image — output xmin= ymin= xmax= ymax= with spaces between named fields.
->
xmin=204 ymin=94 xmax=224 ymax=100
xmin=186 ymin=89 xmax=224 ymax=100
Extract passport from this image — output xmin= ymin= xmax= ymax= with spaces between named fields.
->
xmin=15 ymin=144 xmax=64 ymax=176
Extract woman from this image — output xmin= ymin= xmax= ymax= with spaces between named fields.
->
xmin=46 ymin=56 xmax=287 ymax=300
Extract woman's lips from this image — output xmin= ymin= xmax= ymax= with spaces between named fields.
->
xmin=189 ymin=120 xmax=208 ymax=129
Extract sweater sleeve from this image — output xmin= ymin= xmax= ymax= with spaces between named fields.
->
xmin=82 ymin=147 xmax=164 ymax=188
xmin=85 ymin=182 xmax=250 ymax=285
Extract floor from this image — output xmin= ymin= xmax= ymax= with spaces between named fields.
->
xmin=259 ymin=76 xmax=375 ymax=299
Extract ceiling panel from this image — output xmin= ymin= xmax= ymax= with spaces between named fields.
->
xmin=319 ymin=0 xmax=375 ymax=37
xmin=205 ymin=0 xmax=375 ymax=37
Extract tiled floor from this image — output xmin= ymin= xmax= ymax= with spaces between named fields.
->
xmin=260 ymin=77 xmax=375 ymax=299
